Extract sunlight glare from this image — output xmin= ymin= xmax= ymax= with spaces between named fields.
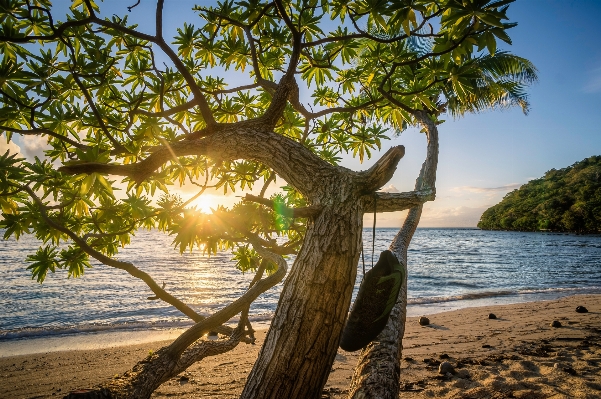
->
xmin=194 ymin=195 xmax=215 ymax=214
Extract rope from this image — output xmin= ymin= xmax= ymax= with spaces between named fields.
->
xmin=372 ymin=192 xmax=377 ymax=268
xmin=361 ymin=242 xmax=365 ymax=277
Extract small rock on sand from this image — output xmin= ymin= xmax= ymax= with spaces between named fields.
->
xmin=419 ymin=316 xmax=430 ymax=326
xmin=488 ymin=313 xmax=497 ymax=319
xmin=576 ymin=306 xmax=588 ymax=313
xmin=550 ymin=320 xmax=562 ymax=328
xmin=438 ymin=361 xmax=454 ymax=375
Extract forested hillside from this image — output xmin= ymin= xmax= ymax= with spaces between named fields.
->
xmin=478 ymin=156 xmax=601 ymax=233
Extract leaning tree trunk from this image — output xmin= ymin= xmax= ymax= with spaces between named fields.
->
xmin=346 ymin=206 xmax=422 ymax=399
xmin=241 ymin=180 xmax=364 ymax=399
xmin=347 ymin=111 xmax=439 ymax=399
xmin=240 ymin=147 xmax=408 ymax=399
xmin=64 ymin=241 xmax=288 ymax=399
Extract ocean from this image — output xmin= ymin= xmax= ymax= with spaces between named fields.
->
xmin=1 ymin=228 xmax=601 ymax=345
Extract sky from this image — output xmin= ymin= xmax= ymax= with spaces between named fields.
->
xmin=4 ymin=0 xmax=601 ymax=228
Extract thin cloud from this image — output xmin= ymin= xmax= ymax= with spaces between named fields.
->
xmin=420 ymin=205 xmax=488 ymax=228
xmin=379 ymin=184 xmax=400 ymax=193
xmin=452 ymin=183 xmax=522 ymax=193
xmin=22 ymin=135 xmax=49 ymax=160
xmin=0 ymin=138 xmax=21 ymax=157
xmin=584 ymin=67 xmax=601 ymax=93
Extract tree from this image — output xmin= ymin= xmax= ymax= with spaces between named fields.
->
xmin=478 ymin=156 xmax=601 ymax=234
xmin=0 ymin=1 xmax=536 ymax=398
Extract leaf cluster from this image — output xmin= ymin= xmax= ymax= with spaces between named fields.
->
xmin=0 ymin=0 xmax=536 ymax=282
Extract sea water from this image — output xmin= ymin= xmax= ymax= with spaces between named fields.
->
xmin=1 ymin=228 xmax=600 ymax=345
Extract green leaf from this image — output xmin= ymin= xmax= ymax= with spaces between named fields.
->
xmin=78 ymin=173 xmax=96 ymax=196
xmin=485 ymin=31 xmax=497 ymax=56
xmin=26 ymin=245 xmax=59 ymax=283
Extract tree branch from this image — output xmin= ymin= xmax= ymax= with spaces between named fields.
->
xmin=81 ymin=3 xmax=217 ymax=128
xmin=363 ymin=190 xmax=434 ymax=213
xmin=0 ymin=17 xmax=93 ymax=43
xmin=21 ymin=185 xmax=245 ymax=341
xmin=132 ymin=99 xmax=198 ymax=118
xmin=168 ymin=238 xmax=288 ymax=356
xmin=259 ymin=171 xmax=276 ymax=197
xmin=356 ymin=145 xmax=405 ymax=193
xmin=59 ymin=126 xmax=340 ymax=199
xmin=348 ymin=108 xmax=440 ymax=399
xmin=243 ymin=193 xmax=321 ymax=218
xmin=0 ymin=126 xmax=90 ymax=150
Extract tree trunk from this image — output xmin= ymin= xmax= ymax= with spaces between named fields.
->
xmin=64 ymin=330 xmax=243 ymax=399
xmin=241 ymin=175 xmax=364 ymax=399
xmin=239 ymin=142 xmax=410 ymax=399
xmin=346 ymin=206 xmax=422 ymax=399
xmin=64 ymin=241 xmax=288 ymax=399
xmin=346 ymin=111 xmax=439 ymax=399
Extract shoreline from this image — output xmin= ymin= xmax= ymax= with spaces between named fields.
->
xmin=2 ymin=290 xmax=599 ymax=358
xmin=1 ymin=294 xmax=600 ymax=398
xmin=0 ymin=288 xmax=601 ymax=359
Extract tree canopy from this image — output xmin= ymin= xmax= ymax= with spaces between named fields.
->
xmin=0 ymin=0 xmax=538 ymax=397
xmin=478 ymin=156 xmax=601 ymax=233
xmin=0 ymin=0 xmax=536 ymax=282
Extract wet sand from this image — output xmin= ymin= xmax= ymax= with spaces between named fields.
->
xmin=1 ymin=294 xmax=599 ymax=398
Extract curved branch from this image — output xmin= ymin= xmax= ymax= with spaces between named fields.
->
xmin=59 ymin=125 xmax=339 ymax=199
xmin=243 ymin=193 xmax=322 ymax=218
xmin=22 ymin=185 xmax=243 ymax=340
xmin=259 ymin=171 xmax=276 ymax=197
xmin=82 ymin=5 xmax=217 ymax=127
xmin=356 ymin=145 xmax=405 ymax=193
xmin=363 ymin=189 xmax=434 ymax=213
xmin=66 ymin=254 xmax=270 ymax=398
xmin=132 ymin=99 xmax=198 ymax=118
xmin=303 ymin=7 xmax=442 ymax=49
xmin=0 ymin=17 xmax=93 ymax=43
xmin=274 ymin=0 xmax=299 ymax=40
xmin=0 ymin=126 xmax=90 ymax=150
xmin=70 ymin=71 xmax=125 ymax=151
xmin=309 ymin=98 xmax=382 ymax=119
xmin=168 ymin=237 xmax=288 ymax=356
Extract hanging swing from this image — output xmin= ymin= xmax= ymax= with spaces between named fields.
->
xmin=339 ymin=194 xmax=405 ymax=352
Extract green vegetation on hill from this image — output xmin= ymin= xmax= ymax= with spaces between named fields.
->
xmin=478 ymin=156 xmax=601 ymax=233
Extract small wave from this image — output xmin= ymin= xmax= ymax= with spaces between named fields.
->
xmin=0 ymin=320 xmax=193 ymax=341
xmin=408 ymin=290 xmax=516 ymax=305
xmin=0 ymin=313 xmax=276 ymax=341
xmin=518 ymin=286 xmax=601 ymax=295
xmin=408 ymin=286 xmax=601 ymax=306
xmin=429 ymin=280 xmax=482 ymax=289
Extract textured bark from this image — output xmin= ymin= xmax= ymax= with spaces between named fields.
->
xmin=239 ymin=143 xmax=411 ymax=399
xmin=347 ymin=111 xmax=439 ymax=399
xmin=63 ymin=242 xmax=287 ymax=399
xmin=346 ymin=207 xmax=421 ymax=399
xmin=241 ymin=174 xmax=364 ymax=399
xmin=64 ymin=323 xmax=245 ymax=399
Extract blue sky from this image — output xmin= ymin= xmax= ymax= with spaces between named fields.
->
xmin=5 ymin=0 xmax=601 ymax=227
xmin=362 ymin=0 xmax=601 ymax=226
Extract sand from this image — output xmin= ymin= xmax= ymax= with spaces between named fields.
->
xmin=1 ymin=294 xmax=600 ymax=398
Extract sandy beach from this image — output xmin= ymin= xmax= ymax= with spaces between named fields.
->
xmin=1 ymin=294 xmax=599 ymax=399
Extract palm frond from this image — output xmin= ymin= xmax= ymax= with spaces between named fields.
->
xmin=445 ymin=51 xmax=538 ymax=116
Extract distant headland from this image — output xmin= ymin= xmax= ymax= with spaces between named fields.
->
xmin=478 ymin=156 xmax=601 ymax=233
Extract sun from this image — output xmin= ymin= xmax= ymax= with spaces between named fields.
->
xmin=194 ymin=195 xmax=216 ymax=214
